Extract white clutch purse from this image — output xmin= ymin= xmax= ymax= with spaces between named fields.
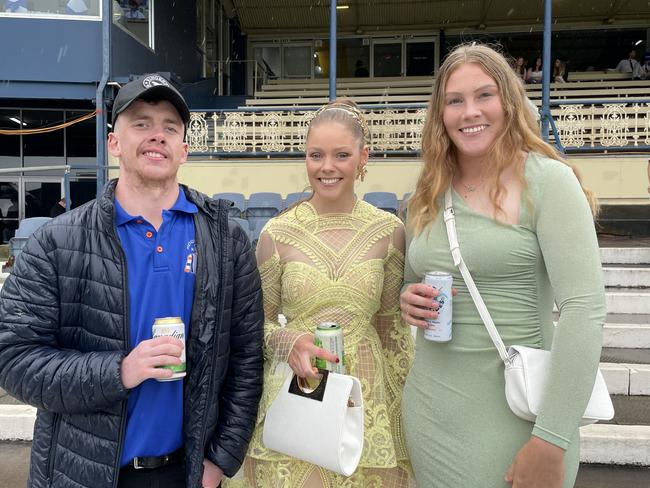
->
xmin=262 ymin=369 xmax=364 ymax=476
xmin=505 ymin=345 xmax=614 ymax=425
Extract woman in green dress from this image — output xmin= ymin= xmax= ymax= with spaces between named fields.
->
xmin=400 ymin=44 xmax=605 ymax=488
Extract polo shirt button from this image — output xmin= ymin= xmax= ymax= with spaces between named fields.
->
xmin=156 ymin=246 xmax=164 ymax=253
xmin=145 ymin=231 xmax=153 ymax=238
xmin=136 ymin=220 xmax=143 ymax=224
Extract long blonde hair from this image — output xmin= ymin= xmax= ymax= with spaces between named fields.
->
xmin=408 ymin=43 xmax=597 ymax=234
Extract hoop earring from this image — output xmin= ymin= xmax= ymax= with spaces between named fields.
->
xmin=356 ymin=165 xmax=368 ymax=182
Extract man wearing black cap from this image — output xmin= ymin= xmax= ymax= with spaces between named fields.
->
xmin=0 ymin=74 xmax=264 ymax=488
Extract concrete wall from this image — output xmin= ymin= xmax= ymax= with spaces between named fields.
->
xmin=155 ymin=155 xmax=649 ymax=204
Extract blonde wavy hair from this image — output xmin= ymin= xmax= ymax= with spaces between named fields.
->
xmin=408 ymin=43 xmax=597 ymax=234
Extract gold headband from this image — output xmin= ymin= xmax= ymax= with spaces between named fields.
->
xmin=312 ymin=103 xmax=371 ymax=144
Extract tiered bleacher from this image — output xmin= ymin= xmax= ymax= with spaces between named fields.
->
xmin=244 ymin=74 xmax=650 ymax=109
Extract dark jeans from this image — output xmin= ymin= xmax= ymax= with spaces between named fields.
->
xmin=117 ymin=462 xmax=185 ymax=488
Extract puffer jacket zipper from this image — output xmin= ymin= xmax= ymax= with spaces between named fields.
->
xmin=45 ymin=413 xmax=61 ymax=484
xmin=195 ymin=204 xmax=228 ymax=482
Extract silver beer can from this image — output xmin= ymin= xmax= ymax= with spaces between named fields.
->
xmin=152 ymin=317 xmax=186 ymax=381
xmin=422 ymin=271 xmax=453 ymax=342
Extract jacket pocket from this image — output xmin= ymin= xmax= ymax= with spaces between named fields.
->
xmin=46 ymin=413 xmax=61 ymax=484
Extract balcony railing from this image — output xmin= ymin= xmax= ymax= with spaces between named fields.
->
xmin=185 ymin=100 xmax=650 ymax=157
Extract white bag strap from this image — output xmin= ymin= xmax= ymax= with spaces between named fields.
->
xmin=443 ymin=188 xmax=511 ymax=365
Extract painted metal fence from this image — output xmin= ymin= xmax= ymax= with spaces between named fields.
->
xmin=185 ymin=101 xmax=650 ymax=156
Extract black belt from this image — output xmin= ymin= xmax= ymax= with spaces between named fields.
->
xmin=123 ymin=448 xmax=184 ymax=470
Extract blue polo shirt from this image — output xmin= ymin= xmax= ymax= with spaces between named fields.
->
xmin=115 ymin=188 xmax=198 ymax=466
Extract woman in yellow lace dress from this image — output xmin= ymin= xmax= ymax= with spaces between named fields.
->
xmin=230 ymin=100 xmax=414 ymax=488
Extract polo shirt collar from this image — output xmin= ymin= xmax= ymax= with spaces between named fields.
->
xmin=114 ymin=186 xmax=198 ymax=226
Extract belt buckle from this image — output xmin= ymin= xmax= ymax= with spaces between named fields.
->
xmin=132 ymin=457 xmax=144 ymax=470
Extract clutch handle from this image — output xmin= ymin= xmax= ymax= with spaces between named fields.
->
xmin=289 ymin=369 xmax=330 ymax=402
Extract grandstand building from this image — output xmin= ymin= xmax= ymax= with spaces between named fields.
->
xmin=0 ymin=0 xmax=649 ymax=243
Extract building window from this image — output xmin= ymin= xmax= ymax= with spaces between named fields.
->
xmin=0 ymin=110 xmax=21 ymax=160
xmin=113 ymin=0 xmax=154 ymax=49
xmin=22 ymin=110 xmax=64 ymax=158
xmin=1 ymin=0 xmax=100 ymax=18
xmin=66 ymin=111 xmax=96 ymax=158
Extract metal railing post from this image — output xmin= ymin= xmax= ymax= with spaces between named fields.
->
xmin=541 ymin=0 xmax=552 ymax=142
xmin=329 ymin=0 xmax=337 ymax=101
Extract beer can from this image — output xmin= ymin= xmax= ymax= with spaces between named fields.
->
xmin=422 ymin=271 xmax=453 ymax=342
xmin=314 ymin=322 xmax=345 ymax=374
xmin=152 ymin=317 xmax=186 ymax=381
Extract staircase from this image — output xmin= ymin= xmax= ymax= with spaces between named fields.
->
xmin=1 ymin=244 xmax=650 ymax=484
xmin=580 ymin=245 xmax=650 ymax=473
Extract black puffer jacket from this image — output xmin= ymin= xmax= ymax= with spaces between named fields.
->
xmin=0 ymin=181 xmax=264 ymax=488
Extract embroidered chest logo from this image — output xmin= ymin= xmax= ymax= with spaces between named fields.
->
xmin=184 ymin=240 xmax=197 ymax=273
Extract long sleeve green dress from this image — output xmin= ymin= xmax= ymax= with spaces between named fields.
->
xmin=401 ymin=153 xmax=606 ymax=487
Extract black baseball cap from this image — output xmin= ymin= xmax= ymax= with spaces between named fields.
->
xmin=111 ymin=74 xmax=190 ymax=127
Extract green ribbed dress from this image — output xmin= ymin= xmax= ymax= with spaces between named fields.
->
xmin=402 ymin=153 xmax=606 ymax=487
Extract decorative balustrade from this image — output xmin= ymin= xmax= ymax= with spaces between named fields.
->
xmin=553 ymin=101 xmax=650 ymax=150
xmin=186 ymin=101 xmax=650 ymax=156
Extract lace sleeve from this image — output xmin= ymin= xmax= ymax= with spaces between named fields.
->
xmin=373 ymin=223 xmax=414 ymax=458
xmin=256 ymin=229 xmax=309 ymax=365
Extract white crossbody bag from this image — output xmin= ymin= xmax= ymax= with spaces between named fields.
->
xmin=442 ymin=188 xmax=614 ymax=426
xmin=262 ymin=369 xmax=364 ymax=476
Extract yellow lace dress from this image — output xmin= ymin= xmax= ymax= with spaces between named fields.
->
xmin=230 ymin=200 xmax=414 ymax=488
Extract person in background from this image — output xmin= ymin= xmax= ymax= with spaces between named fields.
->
xmin=614 ymin=49 xmax=641 ymax=79
xmin=513 ymin=56 xmax=527 ymax=81
xmin=49 ymin=197 xmax=67 ymax=217
xmin=526 ymin=56 xmax=543 ymax=83
xmin=553 ymin=58 xmax=566 ymax=83
xmin=400 ymin=43 xmax=605 ymax=488
xmin=0 ymin=74 xmax=264 ymax=488
xmin=640 ymin=53 xmax=650 ymax=80
xmin=354 ymin=59 xmax=370 ymax=77
xmin=230 ymin=99 xmax=414 ymax=488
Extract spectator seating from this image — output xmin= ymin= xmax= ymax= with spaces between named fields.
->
xmin=285 ymin=192 xmax=311 ymax=208
xmin=247 ymin=192 xmax=283 ymax=245
xmin=9 ymin=216 xmax=52 ymax=258
xmin=214 ymin=192 xmax=246 ymax=218
xmin=363 ymin=192 xmax=399 ymax=215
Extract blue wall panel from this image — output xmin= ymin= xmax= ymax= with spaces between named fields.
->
xmin=0 ymin=18 xmax=102 ymax=83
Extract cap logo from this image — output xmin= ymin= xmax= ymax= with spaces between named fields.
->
xmin=142 ymin=75 xmax=170 ymax=89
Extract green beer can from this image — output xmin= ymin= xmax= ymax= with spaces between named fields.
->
xmin=314 ymin=321 xmax=345 ymax=374
xmin=152 ymin=317 xmax=186 ymax=381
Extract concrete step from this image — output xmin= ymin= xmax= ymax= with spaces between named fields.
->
xmin=602 ymin=315 xmax=650 ymax=349
xmin=580 ymin=424 xmax=650 ymax=466
xmin=601 ymin=363 xmax=650 ymax=395
xmin=603 ymin=264 xmax=650 ymax=288
xmin=601 ymin=348 xmax=650 ymax=365
xmin=601 ymin=396 xmax=650 ymax=426
xmin=576 ymin=463 xmax=650 ymax=487
xmin=605 ymin=288 xmax=650 ymax=315
xmin=0 ymin=405 xmax=35 ymax=440
xmin=600 ymin=247 xmax=650 ymax=265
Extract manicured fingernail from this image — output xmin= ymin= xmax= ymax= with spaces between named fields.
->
xmin=335 ymin=357 xmax=340 ymax=363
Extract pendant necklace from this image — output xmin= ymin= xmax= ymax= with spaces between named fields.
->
xmin=458 ymin=178 xmax=482 ymax=199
